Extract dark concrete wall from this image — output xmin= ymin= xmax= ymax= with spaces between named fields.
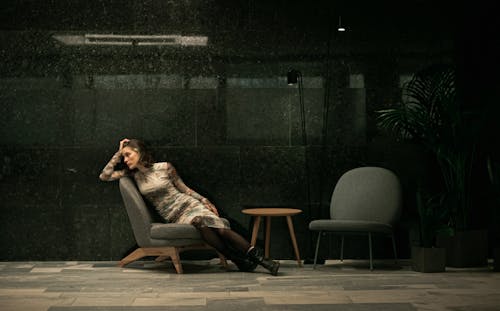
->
xmin=2 ymin=0 xmax=487 ymax=261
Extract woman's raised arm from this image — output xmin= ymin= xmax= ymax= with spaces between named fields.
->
xmin=99 ymin=139 xmax=129 ymax=181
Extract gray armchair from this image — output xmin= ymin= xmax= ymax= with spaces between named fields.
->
xmin=309 ymin=167 xmax=402 ymax=270
xmin=118 ymin=177 xmax=226 ymax=273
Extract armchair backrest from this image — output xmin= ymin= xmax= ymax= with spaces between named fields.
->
xmin=119 ymin=177 xmax=153 ymax=247
xmin=330 ymin=167 xmax=402 ymax=225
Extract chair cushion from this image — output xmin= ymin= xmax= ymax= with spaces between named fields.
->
xmin=309 ymin=219 xmax=393 ymax=234
xmin=150 ymin=223 xmax=202 ymax=239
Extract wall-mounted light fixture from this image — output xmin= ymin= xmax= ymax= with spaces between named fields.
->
xmin=286 ymin=69 xmax=304 ymax=145
xmin=52 ymin=34 xmax=208 ymax=46
xmin=337 ymin=16 xmax=346 ymax=32
xmin=287 ymin=69 xmax=301 ymax=85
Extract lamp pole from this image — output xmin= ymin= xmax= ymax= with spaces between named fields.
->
xmin=288 ymin=69 xmax=315 ymax=263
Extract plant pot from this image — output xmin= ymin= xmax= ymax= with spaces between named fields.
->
xmin=411 ymin=246 xmax=446 ymax=272
xmin=494 ymin=248 xmax=500 ymax=272
xmin=436 ymin=229 xmax=488 ymax=268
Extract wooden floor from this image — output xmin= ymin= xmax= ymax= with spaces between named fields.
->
xmin=1 ymin=259 xmax=499 ymax=311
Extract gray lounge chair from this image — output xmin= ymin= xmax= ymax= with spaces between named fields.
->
xmin=118 ymin=176 xmax=226 ymax=273
xmin=309 ymin=167 xmax=402 ymax=270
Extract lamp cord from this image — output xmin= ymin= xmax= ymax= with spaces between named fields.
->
xmin=320 ymin=10 xmax=334 ymax=218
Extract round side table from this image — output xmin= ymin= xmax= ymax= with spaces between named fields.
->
xmin=242 ymin=207 xmax=302 ymax=267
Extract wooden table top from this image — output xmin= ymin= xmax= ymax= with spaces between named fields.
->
xmin=241 ymin=208 xmax=302 ymax=217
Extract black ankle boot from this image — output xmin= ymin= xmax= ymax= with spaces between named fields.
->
xmin=224 ymin=247 xmax=258 ymax=272
xmin=247 ymin=247 xmax=280 ymax=276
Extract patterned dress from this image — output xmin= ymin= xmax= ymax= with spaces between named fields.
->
xmin=100 ymin=151 xmax=230 ymax=229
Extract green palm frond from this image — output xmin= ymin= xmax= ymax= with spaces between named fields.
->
xmin=377 ymin=64 xmax=457 ymax=146
xmin=377 ymin=107 xmax=414 ymax=139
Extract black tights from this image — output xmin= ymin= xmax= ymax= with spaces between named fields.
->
xmin=195 ymin=225 xmax=251 ymax=255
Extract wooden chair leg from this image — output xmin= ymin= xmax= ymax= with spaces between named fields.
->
xmin=169 ymin=248 xmax=183 ymax=274
xmin=118 ymin=248 xmax=147 ymax=267
xmin=119 ymin=245 xmax=224 ymax=273
xmin=155 ymin=256 xmax=168 ymax=262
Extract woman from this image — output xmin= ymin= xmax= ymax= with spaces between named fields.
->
xmin=99 ymin=138 xmax=279 ymax=275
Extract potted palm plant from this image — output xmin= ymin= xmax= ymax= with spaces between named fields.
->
xmin=411 ymin=188 xmax=447 ymax=272
xmin=487 ymin=157 xmax=500 ymax=271
xmin=377 ymin=64 xmax=488 ymax=268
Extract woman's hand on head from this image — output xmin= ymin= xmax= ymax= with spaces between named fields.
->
xmin=119 ymin=138 xmax=130 ymax=153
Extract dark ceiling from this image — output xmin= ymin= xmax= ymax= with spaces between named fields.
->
xmin=0 ymin=1 xmax=497 ymax=61
xmin=0 ymin=0 xmax=463 ymax=34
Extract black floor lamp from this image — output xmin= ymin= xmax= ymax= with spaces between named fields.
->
xmin=287 ymin=69 xmax=307 ymax=146
xmin=287 ymin=69 xmax=316 ymax=263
